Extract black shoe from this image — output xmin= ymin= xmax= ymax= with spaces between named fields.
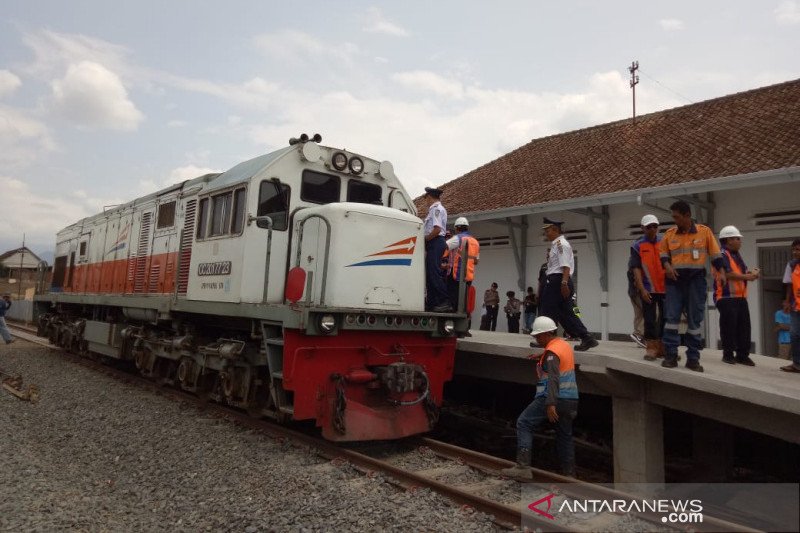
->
xmin=574 ymin=336 xmax=598 ymax=352
xmin=5 ymin=339 xmax=13 ymax=344
xmin=686 ymin=360 xmax=704 ymax=372
xmin=722 ymin=356 xmax=736 ymax=364
xmin=735 ymin=356 xmax=755 ymax=367
xmin=661 ymin=358 xmax=678 ymax=368
xmin=465 ymin=331 xmax=472 ymax=337
xmin=432 ymin=303 xmax=454 ymax=313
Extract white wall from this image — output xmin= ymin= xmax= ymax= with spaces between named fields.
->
xmin=466 ymin=180 xmax=800 ymax=353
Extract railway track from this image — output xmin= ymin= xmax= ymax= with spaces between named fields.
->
xmin=6 ymin=325 xmax=762 ymax=532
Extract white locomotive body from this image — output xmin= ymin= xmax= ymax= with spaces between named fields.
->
xmin=36 ymin=137 xmax=467 ymax=441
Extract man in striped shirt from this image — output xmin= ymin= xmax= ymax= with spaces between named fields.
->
xmin=659 ymin=201 xmax=725 ymax=372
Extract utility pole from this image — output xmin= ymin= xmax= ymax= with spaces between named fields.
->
xmin=629 ymin=60 xmax=639 ymax=123
xmin=18 ymin=233 xmax=25 ymax=300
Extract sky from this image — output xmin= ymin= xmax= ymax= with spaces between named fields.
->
xmin=1 ymin=0 xmax=799 ymax=258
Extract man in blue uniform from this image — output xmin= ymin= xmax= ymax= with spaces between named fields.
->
xmin=422 ymin=187 xmax=452 ymax=312
xmin=538 ymin=218 xmax=598 ymax=351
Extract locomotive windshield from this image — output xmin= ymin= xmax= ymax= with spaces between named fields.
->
xmin=300 ymin=170 xmax=340 ymax=204
xmin=347 ymin=180 xmax=382 ymax=205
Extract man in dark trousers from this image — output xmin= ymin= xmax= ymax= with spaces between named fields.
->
xmin=483 ymin=282 xmax=500 ymax=331
xmin=422 ymin=187 xmax=451 ymax=312
xmin=538 ymin=218 xmax=598 ymax=351
xmin=714 ymin=225 xmax=759 ymax=366
xmin=502 ymin=316 xmax=579 ymax=479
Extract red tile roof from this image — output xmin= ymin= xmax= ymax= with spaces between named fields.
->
xmin=417 ymin=78 xmax=800 ymax=215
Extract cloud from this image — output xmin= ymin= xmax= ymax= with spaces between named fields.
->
xmin=137 ymin=164 xmax=222 ymax=196
xmin=392 ymin=71 xmax=466 ymax=99
xmin=0 ymin=104 xmax=57 ymax=168
xmin=0 ymin=70 xmax=22 ymax=98
xmin=0 ymin=175 xmax=122 ymax=252
xmin=22 ymin=30 xmax=131 ymax=80
xmin=659 ymin=18 xmax=685 ymax=30
xmin=253 ymin=30 xmax=361 ymax=67
xmin=774 ymin=1 xmax=800 ymax=24
xmin=50 ymin=61 xmax=144 ymax=130
xmin=362 ymin=7 xmax=409 ymax=37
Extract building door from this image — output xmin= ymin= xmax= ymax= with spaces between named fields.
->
xmin=759 ymin=245 xmax=791 ymax=357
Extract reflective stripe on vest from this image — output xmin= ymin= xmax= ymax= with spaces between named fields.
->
xmin=714 ymin=248 xmax=747 ymax=302
xmin=535 ymin=337 xmax=578 ymax=400
xmin=452 ymin=233 xmax=479 ymax=282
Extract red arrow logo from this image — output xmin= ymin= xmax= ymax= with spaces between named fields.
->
xmin=527 ymin=493 xmax=556 ymax=520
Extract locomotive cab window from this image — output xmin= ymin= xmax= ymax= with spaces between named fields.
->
xmin=197 ymin=186 xmax=247 ymax=239
xmin=156 ymin=201 xmax=176 ymax=229
xmin=209 ymin=192 xmax=232 ymax=236
xmin=347 ymin=180 xmax=383 ymax=205
xmin=197 ymin=198 xmax=209 ymax=238
xmin=300 ymin=170 xmax=340 ymax=204
xmin=258 ymin=180 xmax=290 ymax=231
xmin=231 ymin=188 xmax=247 ymax=234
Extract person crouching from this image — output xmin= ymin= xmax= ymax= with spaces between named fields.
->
xmin=502 ymin=316 xmax=579 ymax=479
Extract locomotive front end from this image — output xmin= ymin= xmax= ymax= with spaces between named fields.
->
xmin=281 ymin=203 xmax=462 ymax=441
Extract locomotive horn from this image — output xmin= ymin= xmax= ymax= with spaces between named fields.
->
xmin=311 ymin=133 xmax=322 ymax=143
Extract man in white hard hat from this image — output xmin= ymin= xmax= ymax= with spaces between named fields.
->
xmin=502 ymin=316 xmax=579 ymax=479
xmin=445 ymin=217 xmax=480 ymax=333
xmin=714 ymin=225 xmax=760 ymax=365
xmin=631 ymin=215 xmax=667 ymax=361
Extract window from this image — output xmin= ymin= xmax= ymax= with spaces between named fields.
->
xmin=347 ymin=180 xmax=383 ymax=205
xmin=209 ymin=192 xmax=232 ymax=236
xmin=79 ymin=241 xmax=87 ymax=256
xmin=156 ymin=201 xmax=176 ymax=229
xmin=197 ymin=198 xmax=209 ymax=238
xmin=301 ymin=170 xmax=340 ymax=204
xmin=231 ymin=188 xmax=246 ymax=234
xmin=258 ymin=181 xmax=290 ymax=231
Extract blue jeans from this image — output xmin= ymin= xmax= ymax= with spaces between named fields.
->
xmin=0 ymin=317 xmax=11 ymax=343
xmin=791 ymin=311 xmax=800 ymax=368
xmin=663 ymin=276 xmax=706 ymax=362
xmin=524 ymin=311 xmax=536 ymax=332
xmin=516 ymin=396 xmax=578 ymax=474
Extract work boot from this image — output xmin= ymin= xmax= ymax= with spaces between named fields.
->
xmin=685 ymin=360 xmax=704 ymax=372
xmin=574 ymin=336 xmax=598 ymax=352
xmin=661 ymin=357 xmax=678 ymax=368
xmin=501 ymin=448 xmax=533 ymax=480
xmin=722 ymin=354 xmax=736 ymax=364
xmin=735 ymin=355 xmax=755 ymax=366
xmin=656 ymin=340 xmax=667 ymax=358
xmin=643 ymin=339 xmax=658 ymax=361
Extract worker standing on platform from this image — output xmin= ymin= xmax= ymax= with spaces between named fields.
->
xmin=539 ymin=217 xmax=598 ymax=351
xmin=780 ymin=238 xmax=800 ymax=373
xmin=502 ymin=316 xmax=578 ymax=479
xmin=445 ymin=217 xmax=479 ymax=311
xmin=483 ymin=282 xmax=500 ymax=331
xmin=714 ymin=226 xmax=759 ymax=366
xmin=659 ymin=201 xmax=725 ymax=372
xmin=631 ymin=215 xmax=667 ymax=361
xmin=422 ymin=187 xmax=452 ymax=312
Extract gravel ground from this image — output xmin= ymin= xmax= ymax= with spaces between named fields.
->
xmin=0 ymin=340 xmax=501 ymax=532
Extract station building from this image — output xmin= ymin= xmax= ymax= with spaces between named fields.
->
xmin=423 ymin=78 xmax=800 ymax=356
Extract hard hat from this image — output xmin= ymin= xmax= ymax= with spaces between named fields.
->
xmin=641 ymin=214 xmax=659 ymax=226
xmin=719 ymin=225 xmax=742 ymax=239
xmin=530 ymin=316 xmax=557 ymax=336
xmin=454 ymin=216 xmax=469 ymax=227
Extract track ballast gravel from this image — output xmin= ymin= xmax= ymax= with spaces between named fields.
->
xmin=0 ymin=341 xmax=499 ymax=532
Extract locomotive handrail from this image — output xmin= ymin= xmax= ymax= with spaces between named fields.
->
xmin=294 ymin=214 xmax=332 ymax=306
xmin=248 ymin=215 xmax=274 ymax=303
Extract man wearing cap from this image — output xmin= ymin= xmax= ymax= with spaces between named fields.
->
xmin=445 ymin=217 xmax=479 ymax=317
xmin=502 ymin=316 xmax=579 ymax=479
xmin=631 ymin=215 xmax=667 ymax=361
xmin=422 ymin=187 xmax=452 ymax=312
xmin=659 ymin=200 xmax=725 ymax=372
xmin=779 ymin=238 xmax=800 ymax=373
xmin=0 ymin=293 xmax=14 ymax=344
xmin=714 ymin=226 xmax=759 ymax=366
xmin=539 ymin=217 xmax=598 ymax=351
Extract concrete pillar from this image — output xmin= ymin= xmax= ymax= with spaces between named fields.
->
xmin=612 ymin=396 xmax=665 ymax=483
xmin=692 ymin=418 xmax=733 ymax=481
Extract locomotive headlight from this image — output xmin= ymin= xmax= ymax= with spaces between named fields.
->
xmin=348 ymin=157 xmax=364 ymax=175
xmin=442 ymin=320 xmax=455 ymax=335
xmin=332 ymin=152 xmax=348 ymax=171
xmin=319 ymin=314 xmax=337 ymax=333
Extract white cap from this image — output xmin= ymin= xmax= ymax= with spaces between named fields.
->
xmin=641 ymin=214 xmax=659 ymax=226
xmin=530 ymin=316 xmax=558 ymax=336
xmin=454 ymin=216 xmax=469 ymax=227
xmin=719 ymin=225 xmax=742 ymax=239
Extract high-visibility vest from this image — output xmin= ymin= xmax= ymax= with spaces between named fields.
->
xmin=535 ymin=337 xmax=578 ymax=400
xmin=714 ymin=248 xmax=747 ymax=302
xmin=452 ymin=233 xmax=480 ymax=282
xmin=791 ymin=261 xmax=800 ymax=311
xmin=659 ymin=223 xmax=721 ymax=272
xmin=633 ymin=236 xmax=666 ymax=294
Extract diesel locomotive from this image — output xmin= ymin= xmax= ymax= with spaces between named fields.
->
xmin=34 ymin=135 xmax=471 ymax=441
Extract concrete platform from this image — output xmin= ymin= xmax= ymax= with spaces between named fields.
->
xmin=456 ymin=331 xmax=800 ymax=482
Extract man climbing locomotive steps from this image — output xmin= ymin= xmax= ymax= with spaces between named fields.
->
xmin=34 ymin=134 xmax=471 ymax=443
